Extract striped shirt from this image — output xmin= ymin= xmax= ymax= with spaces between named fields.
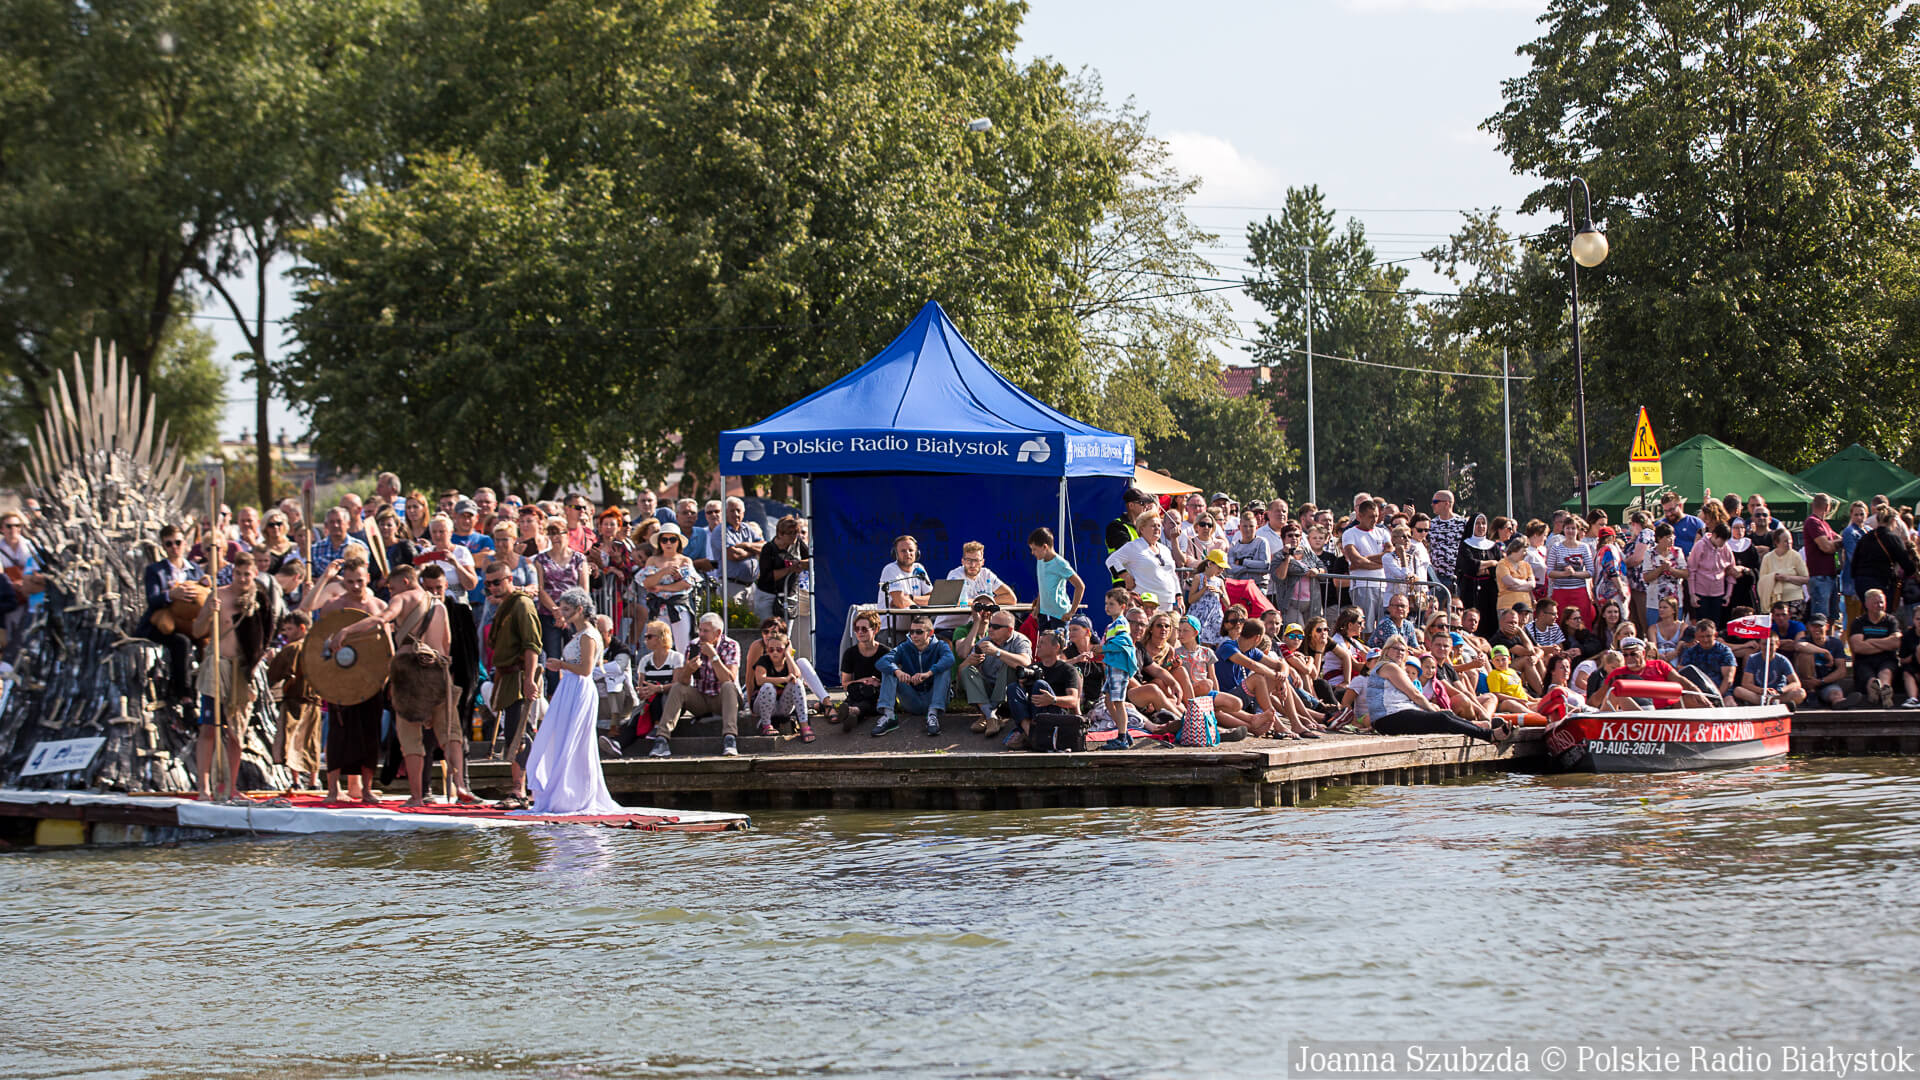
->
xmin=1545 ymin=537 xmax=1589 ymax=587
xmin=310 ymin=535 xmax=368 ymax=577
xmin=1526 ymin=621 xmax=1566 ymax=650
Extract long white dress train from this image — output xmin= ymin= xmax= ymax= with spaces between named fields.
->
xmin=521 ymin=626 xmax=625 ymax=816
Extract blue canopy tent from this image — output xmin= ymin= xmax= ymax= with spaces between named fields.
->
xmin=719 ymin=301 xmax=1136 ymax=680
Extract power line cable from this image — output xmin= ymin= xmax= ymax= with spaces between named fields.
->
xmin=1226 ymin=336 xmax=1533 ymax=381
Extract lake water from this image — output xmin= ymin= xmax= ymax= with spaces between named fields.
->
xmin=5 ymin=759 xmax=1918 ymax=1079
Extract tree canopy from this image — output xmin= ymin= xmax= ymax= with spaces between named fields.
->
xmin=282 ymin=0 xmax=1242 ymax=497
xmin=1487 ymin=0 xmax=1920 ymax=473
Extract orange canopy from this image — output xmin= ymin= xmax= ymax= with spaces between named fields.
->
xmin=1133 ymin=466 xmax=1200 ymax=497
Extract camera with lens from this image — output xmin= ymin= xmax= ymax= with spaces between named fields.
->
xmin=1016 ymin=664 xmax=1046 ymax=688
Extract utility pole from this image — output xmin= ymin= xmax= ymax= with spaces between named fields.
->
xmin=1303 ymin=246 xmax=1316 ymax=506
xmin=1503 ymin=342 xmax=1514 ymax=520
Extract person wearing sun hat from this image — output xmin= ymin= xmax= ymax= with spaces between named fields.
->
xmin=1485 ymin=644 xmax=1527 ymax=701
xmin=1184 ymin=547 xmax=1232 ymax=645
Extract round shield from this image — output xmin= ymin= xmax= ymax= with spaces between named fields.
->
xmin=301 ymin=607 xmax=394 ymax=705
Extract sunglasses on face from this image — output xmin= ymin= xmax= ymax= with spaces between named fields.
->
xmin=163 ymin=539 xmax=184 ymax=547
xmin=909 ymin=629 xmax=931 ymax=637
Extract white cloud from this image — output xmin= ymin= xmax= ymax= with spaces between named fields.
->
xmin=1163 ymin=131 xmax=1285 ymax=206
xmin=1342 ymin=0 xmax=1542 ymax=12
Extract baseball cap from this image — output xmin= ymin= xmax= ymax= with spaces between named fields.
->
xmin=1491 ymin=645 xmax=1510 ymax=657
xmin=1210 ymin=492 xmax=1231 ymax=503
xmin=1283 ymin=623 xmax=1304 ymax=637
xmin=453 ymin=498 xmax=478 ymax=515
xmin=1138 ymin=591 xmax=1160 ymax=607
xmin=1510 ymin=600 xmax=1531 ymax=613
xmin=1124 ymin=487 xmax=1152 ymax=504
xmin=1068 ymin=615 xmax=1094 ymax=631
xmin=1621 ymin=636 xmax=1646 ymax=650
xmin=1596 ymin=525 xmax=1616 ymax=540
xmin=1205 ymin=548 xmax=1229 ymax=568
xmin=1184 ymin=615 xmax=1203 ymax=633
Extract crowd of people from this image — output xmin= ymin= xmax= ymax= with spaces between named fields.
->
xmin=100 ymin=475 xmax=814 ymax=804
xmin=13 ymin=468 xmax=1920 ymax=801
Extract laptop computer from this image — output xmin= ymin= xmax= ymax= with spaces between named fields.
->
xmin=927 ymin=577 xmax=967 ymax=607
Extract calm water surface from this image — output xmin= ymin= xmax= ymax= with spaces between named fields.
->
xmin=5 ymin=759 xmax=1918 ymax=1080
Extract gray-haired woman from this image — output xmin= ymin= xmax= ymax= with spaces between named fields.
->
xmin=515 ymin=587 xmax=624 ymax=815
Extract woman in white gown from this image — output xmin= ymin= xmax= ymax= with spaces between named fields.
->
xmin=520 ymin=587 xmax=626 ymax=816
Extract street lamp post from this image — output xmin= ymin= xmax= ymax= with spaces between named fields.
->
xmin=1567 ymin=176 xmax=1609 ymax=517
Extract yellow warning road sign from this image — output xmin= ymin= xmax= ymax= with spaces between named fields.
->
xmin=1629 ymin=407 xmax=1662 ymax=486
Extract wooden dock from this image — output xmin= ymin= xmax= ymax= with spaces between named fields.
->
xmin=1789 ymin=709 xmax=1920 ymax=755
xmin=464 ymin=728 xmax=1548 ymax=811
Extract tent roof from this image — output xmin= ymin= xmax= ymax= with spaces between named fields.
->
xmin=720 ymin=301 xmax=1134 ymax=477
xmin=1794 ymin=443 xmax=1917 ymax=508
xmin=1133 ymin=466 xmax=1200 ymax=497
xmin=1564 ymin=434 xmax=1816 ymax=518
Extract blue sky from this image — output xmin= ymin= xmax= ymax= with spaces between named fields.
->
xmin=211 ymin=0 xmax=1552 ymax=441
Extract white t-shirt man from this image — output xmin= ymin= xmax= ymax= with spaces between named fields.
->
xmin=877 ymin=561 xmax=932 ymax=607
xmin=937 ymin=564 xmax=1007 ymax=629
xmin=1341 ymin=523 xmax=1390 ymax=581
xmin=1105 ymin=537 xmax=1181 ymax=609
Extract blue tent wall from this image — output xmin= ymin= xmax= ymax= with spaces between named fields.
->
xmin=811 ymin=473 xmax=1122 ymax=681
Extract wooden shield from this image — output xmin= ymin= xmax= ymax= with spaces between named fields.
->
xmin=301 ymin=607 xmax=393 ymax=705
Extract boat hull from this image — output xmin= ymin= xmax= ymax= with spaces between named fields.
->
xmin=1544 ymin=705 xmax=1791 ymax=773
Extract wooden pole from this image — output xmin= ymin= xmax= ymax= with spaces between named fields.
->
xmin=208 ymin=468 xmax=226 ymax=799
xmin=300 ymin=475 xmax=315 ymax=565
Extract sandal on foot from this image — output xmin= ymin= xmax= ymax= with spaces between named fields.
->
xmin=800 ymin=722 xmax=817 ymax=743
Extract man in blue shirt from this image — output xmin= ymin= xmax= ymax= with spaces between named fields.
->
xmin=310 ymin=507 xmax=370 ymax=579
xmin=1368 ymin=591 xmax=1420 ymax=649
xmin=450 ymin=499 xmax=496 ymax=605
xmin=873 ymin=613 xmax=955 ymax=737
xmin=1677 ymin=618 xmax=1737 ymax=695
xmin=1661 ymin=493 xmax=1707 ymax=556
xmin=1735 ymin=647 xmax=1806 ymax=706
xmin=1840 ymin=500 xmax=1870 ymax=632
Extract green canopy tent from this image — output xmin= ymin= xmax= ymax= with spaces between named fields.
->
xmin=1562 ymin=434 xmax=1816 ymax=521
xmin=1886 ymin=475 xmax=1920 ymax=506
xmin=1795 ymin=443 xmax=1917 ymax=514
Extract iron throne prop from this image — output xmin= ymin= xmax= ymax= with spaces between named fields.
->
xmin=0 ymin=343 xmax=290 ymax=792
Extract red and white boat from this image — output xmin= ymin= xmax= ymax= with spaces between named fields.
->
xmin=1543 ymin=704 xmax=1791 ymax=773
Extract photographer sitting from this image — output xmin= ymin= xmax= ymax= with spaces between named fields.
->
xmin=1002 ymin=629 xmax=1083 ymax=751
xmin=956 ymin=597 xmax=1031 ymax=738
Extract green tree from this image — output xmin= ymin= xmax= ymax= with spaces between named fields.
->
xmin=0 ymin=0 xmax=400 ymax=491
xmin=1241 ymin=186 xmax=1426 ymax=505
xmin=285 ymin=154 xmax=618 ymax=494
xmin=1486 ymin=0 xmax=1920 ymax=473
xmin=287 ymin=0 xmax=1152 ymax=494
